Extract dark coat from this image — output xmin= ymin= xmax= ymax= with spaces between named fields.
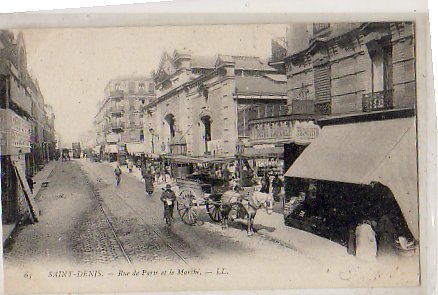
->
xmin=144 ymin=174 xmax=154 ymax=193
xmin=160 ymin=189 xmax=176 ymax=203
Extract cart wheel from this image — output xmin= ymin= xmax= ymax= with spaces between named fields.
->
xmin=206 ymin=198 xmax=222 ymax=222
xmin=177 ymin=189 xmax=198 ymax=225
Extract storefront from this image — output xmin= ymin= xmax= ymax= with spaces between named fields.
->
xmin=106 ymin=144 xmax=118 ymax=162
xmin=126 ymin=143 xmax=146 ymax=156
xmin=284 ymin=116 xmax=418 ymax=250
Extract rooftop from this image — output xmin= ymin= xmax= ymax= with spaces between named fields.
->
xmin=235 ymin=76 xmax=287 ymax=96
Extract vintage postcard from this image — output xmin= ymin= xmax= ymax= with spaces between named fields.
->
xmin=0 ymin=11 xmax=432 ymax=294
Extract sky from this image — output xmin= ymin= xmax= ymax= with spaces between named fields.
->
xmin=20 ymin=24 xmax=288 ymax=146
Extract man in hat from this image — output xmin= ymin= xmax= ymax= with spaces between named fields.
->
xmin=160 ymin=184 xmax=177 ymax=222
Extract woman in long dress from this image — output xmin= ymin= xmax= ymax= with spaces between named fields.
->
xmin=145 ymin=170 xmax=154 ymax=196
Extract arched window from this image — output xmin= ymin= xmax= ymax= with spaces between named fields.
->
xmin=201 ymin=115 xmax=212 ymax=154
xmin=164 ymin=113 xmax=176 ymax=138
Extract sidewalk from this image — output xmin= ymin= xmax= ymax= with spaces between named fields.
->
xmin=2 ymin=160 xmax=57 ymax=244
xmin=254 ymin=210 xmax=348 ymax=260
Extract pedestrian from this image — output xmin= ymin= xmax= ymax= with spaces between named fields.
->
xmin=142 ymin=166 xmax=154 ymax=196
xmin=160 ymin=163 xmax=166 ymax=183
xmin=222 ymin=166 xmax=230 ymax=188
xmin=114 ymin=165 xmax=122 ymax=186
xmin=150 ymin=164 xmax=156 ymax=182
xmin=160 ymin=184 xmax=176 ymax=224
xmin=272 ymin=174 xmax=283 ymax=202
xmin=260 ymin=172 xmax=270 ymax=193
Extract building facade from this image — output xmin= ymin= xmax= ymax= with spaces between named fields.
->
xmin=94 ymin=77 xmax=155 ymax=160
xmin=283 ymin=22 xmax=415 ymax=116
xmin=143 ymin=51 xmax=287 ymax=158
xmin=281 ymin=22 xmax=418 ymax=245
xmin=248 ymin=22 xmax=416 ymax=174
xmin=0 ymin=30 xmax=55 ymax=224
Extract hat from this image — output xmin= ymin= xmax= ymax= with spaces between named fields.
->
xmin=166 ymin=184 xmax=172 ymax=189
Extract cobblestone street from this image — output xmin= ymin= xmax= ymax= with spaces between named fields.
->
xmin=4 ymin=159 xmax=295 ymax=266
xmin=4 ymin=159 xmax=420 ymax=293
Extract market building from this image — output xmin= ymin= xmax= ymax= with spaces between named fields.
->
xmin=0 ymin=30 xmax=55 ymax=224
xmin=94 ymin=77 xmax=155 ymax=162
xmin=143 ymin=50 xmax=287 ymax=160
xmin=278 ymin=22 xmax=417 ymax=252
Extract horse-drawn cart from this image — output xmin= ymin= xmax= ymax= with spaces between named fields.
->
xmin=175 ymin=174 xmax=226 ymax=225
xmin=167 ymin=155 xmax=270 ymax=233
xmin=176 ymin=174 xmax=261 ymax=228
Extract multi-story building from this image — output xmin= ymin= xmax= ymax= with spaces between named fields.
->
xmin=0 ymin=30 xmax=54 ymax=224
xmin=143 ymin=50 xmax=287 ymax=159
xmin=44 ymin=104 xmax=56 ymax=160
xmin=273 ymin=22 xmax=418 ymax=246
xmin=94 ymin=77 xmax=155 ymax=161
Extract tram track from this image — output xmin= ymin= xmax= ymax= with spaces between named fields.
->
xmin=84 ymin=176 xmax=133 ymax=264
xmin=82 ymin=167 xmax=191 ymax=266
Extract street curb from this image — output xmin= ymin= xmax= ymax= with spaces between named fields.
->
xmin=33 ymin=161 xmax=57 ymax=201
xmin=256 ymin=229 xmax=302 ymax=254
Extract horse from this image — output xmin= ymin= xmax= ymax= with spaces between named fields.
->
xmin=221 ymin=189 xmax=274 ymax=236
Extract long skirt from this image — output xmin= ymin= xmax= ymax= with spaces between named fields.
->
xmin=145 ymin=178 xmax=154 ymax=194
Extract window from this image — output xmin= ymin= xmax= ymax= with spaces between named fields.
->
xmin=370 ymin=46 xmax=392 ymax=93
xmin=138 ymin=83 xmax=145 ymax=92
xmin=313 ymin=62 xmax=331 ymax=102
xmin=148 ymin=83 xmax=154 ymax=93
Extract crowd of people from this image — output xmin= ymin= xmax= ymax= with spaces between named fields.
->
xmin=112 ymin=156 xmax=286 ymax=226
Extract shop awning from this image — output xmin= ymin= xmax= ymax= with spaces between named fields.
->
xmin=243 ymin=146 xmax=284 ymax=158
xmin=285 ymin=117 xmax=418 ymax=238
xmin=126 ymin=143 xmax=146 ymax=154
xmin=107 ymin=144 xmax=118 ymax=153
xmin=165 ymin=155 xmax=235 ymax=164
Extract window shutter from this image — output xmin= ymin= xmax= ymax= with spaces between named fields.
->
xmin=314 ymin=63 xmax=331 ymax=102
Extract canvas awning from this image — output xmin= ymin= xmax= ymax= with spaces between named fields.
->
xmin=126 ymin=143 xmax=146 ymax=154
xmin=107 ymin=144 xmax=118 ymax=153
xmin=165 ymin=155 xmax=235 ymax=164
xmin=285 ymin=117 xmax=418 ymax=239
xmin=243 ymin=146 xmax=284 ymax=158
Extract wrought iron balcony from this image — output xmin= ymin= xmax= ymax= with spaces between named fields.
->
xmin=362 ymin=90 xmax=393 ymax=112
xmin=252 ymin=104 xmax=290 ymax=119
xmin=248 ymin=118 xmax=320 ymax=144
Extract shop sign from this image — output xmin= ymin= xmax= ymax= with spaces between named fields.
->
xmin=293 ymin=121 xmax=320 ymax=142
xmin=0 ymin=109 xmax=31 ymax=155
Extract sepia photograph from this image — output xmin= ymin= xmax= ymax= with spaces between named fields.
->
xmin=0 ymin=19 xmax=424 ymax=294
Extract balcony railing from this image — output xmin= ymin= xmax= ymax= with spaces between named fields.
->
xmin=250 ymin=120 xmax=294 ymax=140
xmin=249 ymin=118 xmax=320 ymax=143
xmin=251 ymin=105 xmax=290 ymax=119
xmin=362 ymin=90 xmax=393 ymax=112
